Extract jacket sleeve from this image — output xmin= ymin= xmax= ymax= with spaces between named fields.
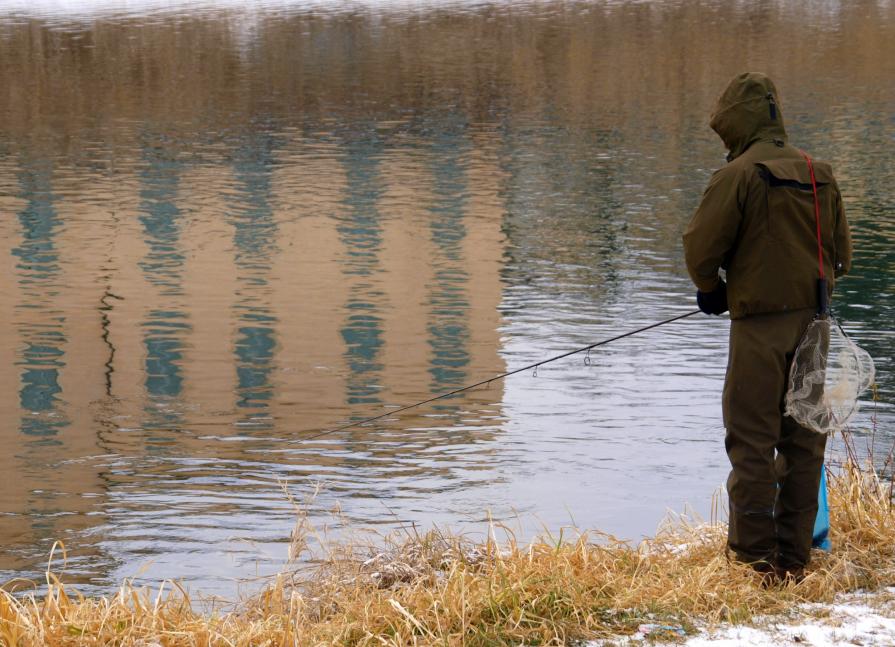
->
xmin=832 ymin=182 xmax=852 ymax=278
xmin=682 ymin=166 xmax=744 ymax=292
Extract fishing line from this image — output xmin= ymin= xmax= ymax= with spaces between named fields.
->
xmin=290 ymin=309 xmax=702 ymax=444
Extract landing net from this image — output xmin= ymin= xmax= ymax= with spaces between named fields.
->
xmin=785 ymin=315 xmax=875 ymax=434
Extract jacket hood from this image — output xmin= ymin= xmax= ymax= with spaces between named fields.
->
xmin=709 ymin=72 xmax=788 ymax=161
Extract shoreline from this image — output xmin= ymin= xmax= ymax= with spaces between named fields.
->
xmin=2 ymin=461 xmax=894 ymax=645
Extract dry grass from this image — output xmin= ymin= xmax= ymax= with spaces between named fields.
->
xmin=2 ymin=457 xmax=894 ymax=646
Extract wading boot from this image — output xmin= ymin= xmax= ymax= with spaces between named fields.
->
xmin=749 ymin=560 xmax=779 ymax=589
xmin=775 ymin=564 xmax=806 ymax=585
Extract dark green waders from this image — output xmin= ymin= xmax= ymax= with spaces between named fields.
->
xmin=723 ymin=308 xmax=828 ymax=569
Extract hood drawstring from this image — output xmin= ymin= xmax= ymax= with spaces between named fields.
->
xmin=767 ymin=92 xmax=778 ymax=121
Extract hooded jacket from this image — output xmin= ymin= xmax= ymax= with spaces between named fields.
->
xmin=683 ymin=73 xmax=852 ymax=319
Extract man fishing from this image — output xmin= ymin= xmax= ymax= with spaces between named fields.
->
xmin=682 ymin=72 xmax=852 ymax=582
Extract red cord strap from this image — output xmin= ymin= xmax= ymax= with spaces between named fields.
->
xmin=799 ymin=150 xmax=825 ymax=280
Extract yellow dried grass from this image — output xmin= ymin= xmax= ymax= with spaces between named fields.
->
xmin=2 ymin=458 xmax=894 ymax=646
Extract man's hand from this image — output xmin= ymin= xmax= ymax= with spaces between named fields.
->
xmin=697 ymin=281 xmax=728 ymax=315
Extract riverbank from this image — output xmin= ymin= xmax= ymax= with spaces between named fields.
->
xmin=2 ymin=460 xmax=894 ymax=646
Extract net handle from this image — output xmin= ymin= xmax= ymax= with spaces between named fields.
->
xmin=799 ymin=150 xmax=825 ymax=280
xmin=799 ymin=150 xmax=829 ymax=315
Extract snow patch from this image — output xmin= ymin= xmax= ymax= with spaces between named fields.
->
xmin=591 ymin=588 xmax=895 ymax=646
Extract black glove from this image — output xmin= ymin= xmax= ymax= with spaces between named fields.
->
xmin=697 ymin=281 xmax=728 ymax=315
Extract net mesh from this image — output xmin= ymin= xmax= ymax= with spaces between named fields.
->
xmin=785 ymin=316 xmax=876 ymax=434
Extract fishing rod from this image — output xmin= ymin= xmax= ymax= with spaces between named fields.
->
xmin=291 ymin=309 xmax=702 ymax=444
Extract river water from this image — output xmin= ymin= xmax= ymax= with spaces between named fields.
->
xmin=0 ymin=0 xmax=893 ymax=599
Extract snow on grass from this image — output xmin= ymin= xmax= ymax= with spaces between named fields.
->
xmin=592 ymin=588 xmax=895 ymax=646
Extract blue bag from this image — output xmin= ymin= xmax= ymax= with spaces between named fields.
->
xmin=812 ymin=467 xmax=831 ymax=551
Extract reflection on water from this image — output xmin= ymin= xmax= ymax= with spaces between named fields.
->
xmin=230 ymin=133 xmax=278 ymax=418
xmin=339 ymin=132 xmax=386 ymax=408
xmin=140 ymin=138 xmax=189 ymax=441
xmin=0 ymin=0 xmax=893 ymax=598
xmin=14 ymin=160 xmax=69 ymax=440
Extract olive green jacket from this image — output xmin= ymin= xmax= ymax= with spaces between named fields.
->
xmin=683 ymin=73 xmax=852 ymax=319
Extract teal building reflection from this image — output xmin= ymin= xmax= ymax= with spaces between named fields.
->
xmin=138 ymin=138 xmax=190 ymax=431
xmin=230 ymin=132 xmax=279 ymax=419
xmin=427 ymin=123 xmax=471 ymax=396
xmin=13 ymin=161 xmax=68 ymax=439
xmin=338 ymin=132 xmax=385 ymax=407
